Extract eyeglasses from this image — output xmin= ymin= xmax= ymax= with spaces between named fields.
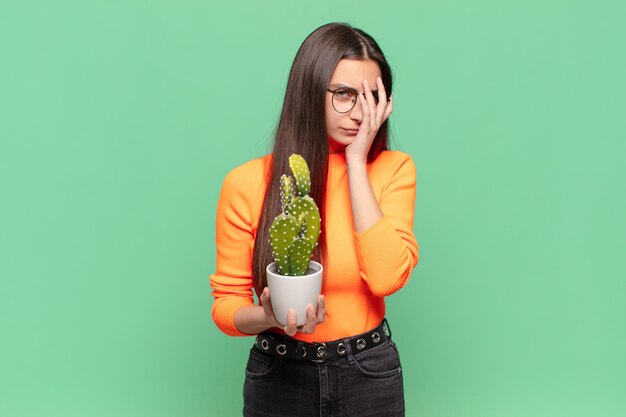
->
xmin=326 ymin=86 xmax=387 ymax=113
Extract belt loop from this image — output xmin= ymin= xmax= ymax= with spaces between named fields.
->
xmin=383 ymin=318 xmax=392 ymax=339
xmin=343 ymin=337 xmax=355 ymax=364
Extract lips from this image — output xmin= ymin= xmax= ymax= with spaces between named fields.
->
xmin=341 ymin=128 xmax=359 ymax=135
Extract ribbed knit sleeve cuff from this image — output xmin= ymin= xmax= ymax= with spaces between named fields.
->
xmin=353 ymin=216 xmax=418 ymax=296
xmin=212 ymin=297 xmax=256 ymax=337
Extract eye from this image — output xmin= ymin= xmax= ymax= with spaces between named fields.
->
xmin=334 ymin=89 xmax=355 ymax=99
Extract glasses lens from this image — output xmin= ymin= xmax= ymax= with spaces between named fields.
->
xmin=332 ymin=89 xmax=356 ymax=113
xmin=331 ymin=88 xmax=381 ymax=113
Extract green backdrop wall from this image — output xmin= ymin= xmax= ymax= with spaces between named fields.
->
xmin=1 ymin=1 xmax=625 ymax=416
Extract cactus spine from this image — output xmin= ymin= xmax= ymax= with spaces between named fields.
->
xmin=269 ymin=154 xmax=321 ymax=276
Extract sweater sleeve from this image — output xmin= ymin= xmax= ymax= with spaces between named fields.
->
xmin=209 ymin=164 xmax=257 ymax=337
xmin=352 ymin=154 xmax=419 ymax=297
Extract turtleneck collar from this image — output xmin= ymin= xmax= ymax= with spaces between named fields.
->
xmin=328 ymin=151 xmax=347 ymax=168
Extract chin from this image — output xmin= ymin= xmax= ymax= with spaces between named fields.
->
xmin=328 ymin=138 xmax=349 ymax=152
xmin=331 ymin=134 xmax=353 ymax=144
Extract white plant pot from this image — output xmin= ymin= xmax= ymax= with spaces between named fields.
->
xmin=266 ymin=261 xmax=323 ymax=326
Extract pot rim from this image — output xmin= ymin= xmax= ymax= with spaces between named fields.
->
xmin=266 ymin=260 xmax=323 ymax=277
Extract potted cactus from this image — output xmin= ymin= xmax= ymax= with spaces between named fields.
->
xmin=266 ymin=154 xmax=323 ymax=326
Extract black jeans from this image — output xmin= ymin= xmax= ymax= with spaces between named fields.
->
xmin=243 ymin=335 xmax=405 ymax=416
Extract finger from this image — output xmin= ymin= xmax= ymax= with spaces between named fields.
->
xmin=260 ymin=287 xmax=278 ymax=326
xmin=358 ymin=93 xmax=371 ymax=133
xmin=299 ymin=304 xmax=315 ymax=333
xmin=303 ymin=304 xmax=316 ymax=333
xmin=376 ymin=77 xmax=390 ymax=125
xmin=317 ymin=295 xmax=326 ymax=323
xmin=260 ymin=287 xmax=269 ymax=304
xmin=284 ymin=309 xmax=297 ymax=336
xmin=376 ymin=76 xmax=388 ymax=106
xmin=363 ymin=79 xmax=378 ymax=129
xmin=260 ymin=287 xmax=273 ymax=316
xmin=382 ymin=94 xmax=393 ymax=123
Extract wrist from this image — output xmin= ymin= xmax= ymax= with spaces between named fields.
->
xmin=345 ymin=149 xmax=367 ymax=166
xmin=262 ymin=307 xmax=278 ymax=330
xmin=234 ymin=305 xmax=274 ymax=335
xmin=346 ymin=158 xmax=368 ymax=172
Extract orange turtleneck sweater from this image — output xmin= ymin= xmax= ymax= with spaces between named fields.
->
xmin=210 ymin=150 xmax=419 ymax=343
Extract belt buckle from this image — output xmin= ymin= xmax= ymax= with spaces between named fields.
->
xmin=311 ymin=342 xmax=326 ymax=363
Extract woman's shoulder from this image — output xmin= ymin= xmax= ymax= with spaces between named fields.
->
xmin=224 ymin=154 xmax=270 ymax=179
xmin=373 ymin=149 xmax=416 ymax=172
xmin=220 ymin=154 xmax=271 ymax=196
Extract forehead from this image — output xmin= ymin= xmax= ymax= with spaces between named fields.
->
xmin=328 ymin=59 xmax=381 ymax=88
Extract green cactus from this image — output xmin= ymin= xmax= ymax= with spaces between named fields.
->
xmin=288 ymin=154 xmax=311 ymax=196
xmin=279 ymin=174 xmax=296 ymax=213
xmin=268 ymin=154 xmax=321 ymax=276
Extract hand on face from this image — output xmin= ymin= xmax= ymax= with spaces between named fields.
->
xmin=345 ymin=76 xmax=393 ymax=164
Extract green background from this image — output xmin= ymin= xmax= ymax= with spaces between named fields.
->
xmin=1 ymin=1 xmax=625 ymax=416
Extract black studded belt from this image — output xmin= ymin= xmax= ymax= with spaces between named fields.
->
xmin=253 ymin=318 xmax=392 ymax=363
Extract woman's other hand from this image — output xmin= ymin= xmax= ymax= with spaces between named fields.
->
xmin=345 ymin=76 xmax=392 ymax=164
xmin=260 ymin=287 xmax=326 ymax=336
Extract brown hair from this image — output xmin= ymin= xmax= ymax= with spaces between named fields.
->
xmin=251 ymin=22 xmax=393 ymax=296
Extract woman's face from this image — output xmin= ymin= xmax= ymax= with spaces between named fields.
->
xmin=325 ymin=58 xmax=382 ymax=153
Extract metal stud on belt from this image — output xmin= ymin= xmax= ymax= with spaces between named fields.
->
xmin=316 ymin=342 xmax=326 ymax=359
xmin=356 ymin=338 xmax=366 ymax=350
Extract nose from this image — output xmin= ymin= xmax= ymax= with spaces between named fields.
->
xmin=348 ymin=96 xmax=363 ymax=123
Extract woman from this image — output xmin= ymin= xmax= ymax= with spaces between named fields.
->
xmin=210 ymin=22 xmax=419 ymax=417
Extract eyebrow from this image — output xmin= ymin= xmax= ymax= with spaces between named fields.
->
xmin=329 ymin=83 xmax=379 ymax=93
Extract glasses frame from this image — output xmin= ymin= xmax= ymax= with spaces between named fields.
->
xmin=326 ymin=87 xmax=382 ymax=114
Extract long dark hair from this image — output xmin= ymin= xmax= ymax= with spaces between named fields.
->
xmin=251 ymin=22 xmax=393 ymax=296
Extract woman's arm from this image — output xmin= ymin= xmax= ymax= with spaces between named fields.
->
xmin=234 ymin=288 xmax=326 ymax=336
xmin=210 ymin=163 xmax=257 ymax=337
xmin=343 ymin=78 xmax=418 ymax=297
xmin=210 ymin=160 xmax=325 ymax=337
xmin=347 ymin=153 xmax=419 ymax=297
xmin=346 ymin=160 xmax=383 ymax=233
xmin=233 ymin=305 xmax=271 ymax=335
